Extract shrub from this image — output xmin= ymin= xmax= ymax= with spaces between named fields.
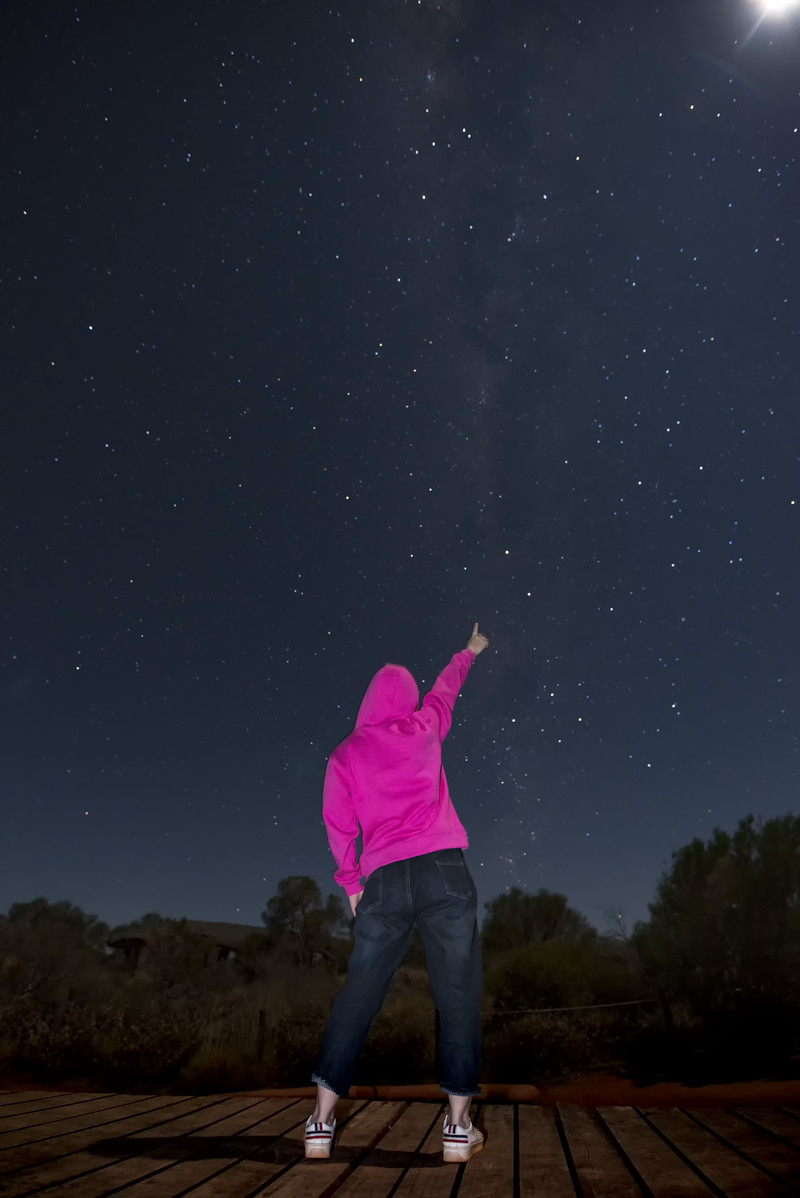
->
xmin=1 ymin=995 xmax=203 ymax=1087
xmin=483 ymin=1013 xmax=599 ymax=1081
xmin=486 ymin=941 xmax=594 ymax=1012
xmin=176 ymin=1046 xmax=271 ymax=1094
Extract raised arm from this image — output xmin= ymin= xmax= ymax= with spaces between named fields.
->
xmin=419 ymin=623 xmax=490 ymax=740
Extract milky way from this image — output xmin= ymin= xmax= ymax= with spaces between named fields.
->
xmin=2 ymin=0 xmax=798 ymax=931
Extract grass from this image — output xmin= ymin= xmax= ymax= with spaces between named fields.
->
xmin=3 ymin=957 xmax=796 ymax=1093
xmin=0 ymin=981 xmax=658 ymax=1093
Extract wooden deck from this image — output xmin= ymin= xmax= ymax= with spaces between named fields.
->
xmin=1 ymin=1088 xmax=799 ymax=1196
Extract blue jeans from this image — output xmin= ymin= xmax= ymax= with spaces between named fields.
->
xmin=313 ymin=848 xmax=482 ymax=1097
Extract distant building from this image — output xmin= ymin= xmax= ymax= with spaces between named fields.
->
xmin=106 ymin=920 xmax=268 ymax=969
xmin=185 ymin=921 xmax=268 ymax=962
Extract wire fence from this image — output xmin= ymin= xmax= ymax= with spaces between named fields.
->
xmin=481 ymin=998 xmax=659 ymax=1017
xmin=200 ymin=996 xmax=662 ymax=1059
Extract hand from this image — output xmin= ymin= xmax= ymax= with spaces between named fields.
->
xmin=349 ymin=890 xmax=364 ymax=918
xmin=466 ymin=622 xmax=489 ymax=656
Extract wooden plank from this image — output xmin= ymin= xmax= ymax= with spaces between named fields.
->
xmin=334 ymin=1103 xmax=441 ymax=1198
xmin=9 ymin=1097 xmax=274 ymax=1198
xmin=598 ymin=1107 xmax=715 ymax=1197
xmin=0 ymin=1092 xmax=79 ymax=1111
xmin=0 ymin=1098 xmax=209 ymax=1191
xmin=183 ymin=1099 xmax=365 ymax=1198
xmin=515 ymin=1105 xmax=576 ymax=1198
xmin=644 ymin=1107 xmax=788 ymax=1197
xmin=0 ymin=1092 xmax=115 ymax=1108
xmin=263 ymin=1099 xmax=407 ymax=1197
xmin=82 ymin=1098 xmax=300 ymax=1198
xmin=7 ymin=1093 xmax=799 ymax=1198
xmin=456 ymin=1104 xmax=516 ymax=1198
xmin=0 ymin=1095 xmax=218 ymax=1153
xmin=0 ymin=1093 xmax=116 ymax=1123
xmin=558 ymin=1104 xmax=642 ymax=1197
xmin=687 ymin=1108 xmax=800 ymax=1189
xmin=738 ymin=1109 xmax=800 ymax=1149
xmin=0 ymin=1093 xmax=144 ymax=1135
xmin=374 ymin=1103 xmax=453 ymax=1198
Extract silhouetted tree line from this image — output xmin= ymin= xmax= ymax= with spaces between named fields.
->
xmin=632 ymin=814 xmax=800 ymax=1021
xmin=1 ymin=813 xmax=798 ymax=1088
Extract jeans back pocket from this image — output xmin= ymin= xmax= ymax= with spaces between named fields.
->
xmin=435 ymin=853 xmax=473 ymax=900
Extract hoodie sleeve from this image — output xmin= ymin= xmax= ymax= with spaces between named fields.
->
xmin=322 ymin=745 xmax=363 ymax=895
xmin=418 ymin=648 xmax=475 ymax=741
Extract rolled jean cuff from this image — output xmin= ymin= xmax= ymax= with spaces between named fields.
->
xmin=311 ymin=1072 xmax=344 ymax=1096
xmin=440 ymin=1083 xmax=482 ymax=1097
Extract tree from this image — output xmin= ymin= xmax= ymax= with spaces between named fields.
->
xmin=633 ymin=814 xmax=800 ymax=1018
xmin=262 ymin=876 xmax=347 ymax=968
xmin=0 ymin=898 xmax=108 ymax=1001
xmin=488 ymin=940 xmax=594 ymax=1012
xmin=108 ymin=913 xmax=212 ymax=993
xmin=482 ymin=888 xmax=596 ymax=955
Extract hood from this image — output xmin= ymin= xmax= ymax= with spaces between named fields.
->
xmin=355 ymin=663 xmax=419 ymax=727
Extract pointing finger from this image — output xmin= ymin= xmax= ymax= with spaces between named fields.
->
xmin=472 ymin=622 xmax=479 ymax=635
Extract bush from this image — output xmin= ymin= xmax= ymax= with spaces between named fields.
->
xmin=483 ymin=1013 xmax=599 ymax=1081
xmin=273 ymin=1013 xmax=325 ymax=1087
xmin=2 ymin=995 xmax=204 ymax=1087
xmin=176 ymin=1046 xmax=271 ymax=1094
xmin=486 ymin=941 xmax=594 ymax=1012
xmin=626 ymin=1006 xmax=800 ymax=1086
xmin=360 ymin=979 xmax=437 ymax=1085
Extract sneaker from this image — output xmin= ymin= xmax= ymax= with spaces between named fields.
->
xmin=442 ymin=1116 xmax=484 ymax=1163
xmin=304 ymin=1116 xmax=336 ymax=1159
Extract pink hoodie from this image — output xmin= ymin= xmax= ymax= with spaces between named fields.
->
xmin=322 ymin=649 xmax=476 ymax=895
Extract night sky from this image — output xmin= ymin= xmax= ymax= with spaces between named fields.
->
xmin=3 ymin=0 xmax=798 ymax=935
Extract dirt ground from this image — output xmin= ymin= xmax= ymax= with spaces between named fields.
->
xmin=241 ymin=1075 xmax=800 ymax=1107
xmin=4 ymin=1075 xmax=800 ymax=1107
xmin=534 ymin=1074 xmax=800 ymax=1107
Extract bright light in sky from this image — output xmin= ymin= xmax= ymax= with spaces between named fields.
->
xmin=742 ymin=0 xmax=799 ymax=47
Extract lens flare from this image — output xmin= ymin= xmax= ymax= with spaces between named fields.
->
xmin=742 ymin=0 xmax=798 ymax=48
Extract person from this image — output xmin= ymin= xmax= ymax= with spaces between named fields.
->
xmin=304 ymin=623 xmax=490 ymax=1164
